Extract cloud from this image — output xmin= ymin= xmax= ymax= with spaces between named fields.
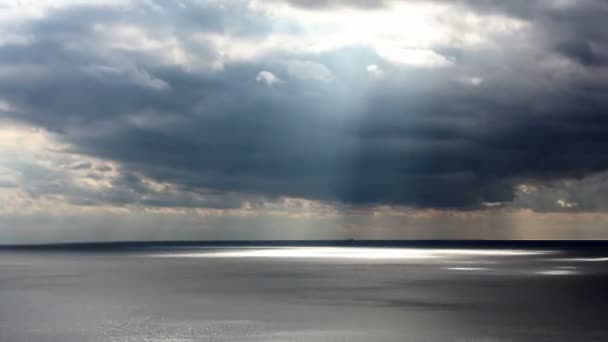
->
xmin=283 ymin=60 xmax=333 ymax=81
xmin=366 ymin=64 xmax=383 ymax=78
xmin=375 ymin=47 xmax=452 ymax=68
xmin=514 ymin=172 xmax=608 ymax=213
xmin=256 ymin=70 xmax=283 ymax=85
xmin=0 ymin=99 xmax=17 ymax=112
xmin=0 ymin=0 xmax=608 ymax=215
xmin=68 ymin=161 xmax=93 ymax=170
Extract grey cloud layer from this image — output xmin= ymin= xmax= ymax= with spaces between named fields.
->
xmin=2 ymin=0 xmax=608 ymax=211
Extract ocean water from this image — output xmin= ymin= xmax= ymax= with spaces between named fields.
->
xmin=1 ymin=243 xmax=608 ymax=341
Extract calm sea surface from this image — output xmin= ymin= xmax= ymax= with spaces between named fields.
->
xmin=1 ymin=243 xmax=608 ymax=341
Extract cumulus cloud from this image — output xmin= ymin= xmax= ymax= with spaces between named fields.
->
xmin=256 ymin=70 xmax=283 ymax=85
xmin=0 ymin=0 xmax=608 ymax=228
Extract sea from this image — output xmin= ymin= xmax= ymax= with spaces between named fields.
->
xmin=1 ymin=240 xmax=607 ymax=341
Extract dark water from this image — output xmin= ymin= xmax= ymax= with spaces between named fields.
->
xmin=1 ymin=242 xmax=608 ymax=341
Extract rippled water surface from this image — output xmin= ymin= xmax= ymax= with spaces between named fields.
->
xmin=1 ymin=244 xmax=608 ymax=341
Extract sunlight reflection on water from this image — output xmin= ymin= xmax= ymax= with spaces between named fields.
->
xmin=549 ymin=257 xmax=608 ymax=262
xmin=145 ymin=247 xmax=555 ymax=260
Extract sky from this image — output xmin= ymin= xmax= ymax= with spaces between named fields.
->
xmin=1 ymin=0 xmax=608 ymax=243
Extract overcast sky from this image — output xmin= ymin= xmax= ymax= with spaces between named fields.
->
xmin=2 ymin=0 xmax=608 ymax=243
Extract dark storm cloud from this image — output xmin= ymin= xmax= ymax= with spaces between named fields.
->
xmin=2 ymin=0 xmax=608 ymax=211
